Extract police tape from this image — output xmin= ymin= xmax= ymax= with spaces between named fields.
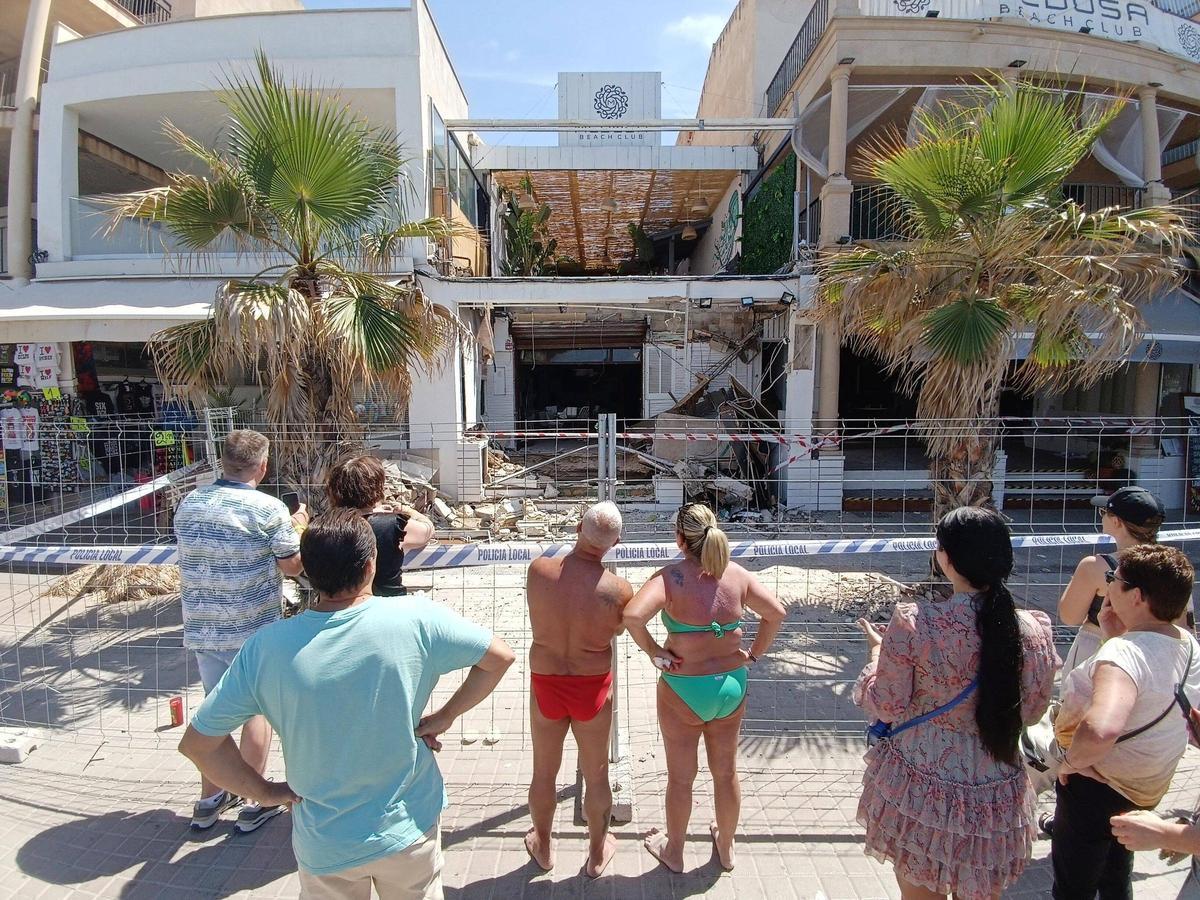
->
xmin=0 ymin=459 xmax=211 ymax=545
xmin=2 ymin=527 xmax=1197 ymax=570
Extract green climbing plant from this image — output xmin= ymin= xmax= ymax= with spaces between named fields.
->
xmin=741 ymin=152 xmax=796 ymax=275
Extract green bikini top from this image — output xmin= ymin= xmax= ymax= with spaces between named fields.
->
xmin=661 ymin=609 xmax=741 ymax=637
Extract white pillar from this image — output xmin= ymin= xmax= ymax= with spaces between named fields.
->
xmin=57 ymin=342 xmax=76 ymax=394
xmin=6 ymin=0 xmax=53 ymax=284
xmin=1131 ymin=361 xmax=1161 ymax=453
xmin=827 ymin=65 xmax=851 ymax=179
xmin=816 ymin=65 xmax=852 ymax=433
xmin=1139 ymin=85 xmax=1170 ymax=206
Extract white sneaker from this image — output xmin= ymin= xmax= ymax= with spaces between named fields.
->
xmin=190 ymin=790 xmax=241 ymax=830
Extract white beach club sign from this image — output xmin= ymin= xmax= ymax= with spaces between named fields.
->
xmin=558 ymin=72 xmax=662 ymax=147
xmin=868 ymin=0 xmax=1200 ymax=64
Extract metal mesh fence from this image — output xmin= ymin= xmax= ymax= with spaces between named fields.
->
xmin=0 ymin=408 xmax=1195 ymax=772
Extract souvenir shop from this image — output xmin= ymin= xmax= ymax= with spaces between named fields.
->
xmin=0 ymin=341 xmax=199 ymax=512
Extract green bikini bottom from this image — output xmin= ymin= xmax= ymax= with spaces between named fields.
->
xmin=661 ymin=667 xmax=748 ymax=723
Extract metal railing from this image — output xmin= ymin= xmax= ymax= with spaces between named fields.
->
xmin=0 ymin=223 xmax=7 ymax=275
xmin=1150 ymin=0 xmax=1200 ymax=16
xmin=765 ymin=0 xmax=829 ymax=116
xmin=845 ymin=183 xmax=1145 ymax=243
xmin=1164 ymin=137 xmax=1200 ymax=169
xmin=850 ymin=184 xmax=906 ymax=241
xmin=113 ymin=0 xmax=173 ymax=24
xmin=1172 ymin=190 xmax=1200 ymax=232
xmin=1062 ymin=183 xmax=1144 ymax=210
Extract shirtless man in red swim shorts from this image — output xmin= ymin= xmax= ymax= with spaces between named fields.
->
xmin=525 ymin=501 xmax=632 ymax=878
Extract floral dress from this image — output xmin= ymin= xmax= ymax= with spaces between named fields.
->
xmin=854 ymin=592 xmax=1060 ymax=899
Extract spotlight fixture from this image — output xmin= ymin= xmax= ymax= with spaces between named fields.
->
xmin=558 ymin=305 xmax=566 ymax=313
xmin=779 ymin=291 xmax=796 ymax=306
xmin=1078 ymin=25 xmax=1091 ymax=33
xmin=836 ymin=234 xmax=852 ymax=245
xmin=600 ymin=196 xmax=619 ymax=213
xmin=838 ymin=56 xmax=856 ymax=65
xmin=1008 ymin=59 xmax=1027 ymax=68
xmin=696 ymin=297 xmax=713 ymax=309
xmin=1149 ymin=80 xmax=1163 ymax=87
xmin=681 ymin=224 xmax=698 ymax=241
xmin=740 ymin=296 xmax=755 ymax=309
xmin=925 ymin=9 xmax=939 ymax=16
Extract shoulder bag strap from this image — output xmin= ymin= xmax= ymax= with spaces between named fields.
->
xmin=889 ymin=678 xmax=979 ymax=739
xmin=1116 ymin=638 xmax=1195 ymax=745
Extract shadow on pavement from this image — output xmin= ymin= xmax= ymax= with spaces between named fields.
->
xmin=447 ymin=854 xmax=724 ymax=899
xmin=15 ymin=807 xmax=294 ymax=897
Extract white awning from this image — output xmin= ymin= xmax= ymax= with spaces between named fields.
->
xmin=0 ymin=279 xmax=215 ymax=343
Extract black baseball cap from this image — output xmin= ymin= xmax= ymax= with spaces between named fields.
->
xmin=1091 ymin=487 xmax=1165 ymax=525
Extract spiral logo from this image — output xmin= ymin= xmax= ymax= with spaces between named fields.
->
xmin=593 ymin=85 xmax=630 ymax=120
xmin=893 ymin=0 xmax=931 ymax=11
xmin=1178 ymin=24 xmax=1200 ymax=59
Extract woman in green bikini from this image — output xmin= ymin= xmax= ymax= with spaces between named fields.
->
xmin=623 ymin=503 xmax=787 ymax=873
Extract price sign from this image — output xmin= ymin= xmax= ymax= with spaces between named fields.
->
xmin=152 ymin=430 xmax=177 ymax=448
xmin=42 ymin=387 xmax=61 ymax=401
xmin=69 ymin=417 xmax=91 ymax=434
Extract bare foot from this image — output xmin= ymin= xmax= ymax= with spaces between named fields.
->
xmin=524 ymin=828 xmax=554 ymax=871
xmin=643 ymin=829 xmax=684 ymax=873
xmin=710 ymin=822 xmax=735 ymax=871
xmin=586 ymin=832 xmax=617 ymax=878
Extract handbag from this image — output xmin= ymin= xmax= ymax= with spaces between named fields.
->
xmin=867 ymin=678 xmax=979 ymax=747
xmin=1026 ymin=636 xmax=1196 ymax=783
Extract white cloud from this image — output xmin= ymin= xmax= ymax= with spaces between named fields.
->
xmin=663 ymin=13 xmax=727 ymax=49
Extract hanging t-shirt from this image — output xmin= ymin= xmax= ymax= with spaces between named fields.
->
xmin=135 ymin=382 xmax=154 ymax=413
xmin=115 ymin=382 xmax=137 ymax=415
xmin=1056 ymin=628 xmax=1200 ymax=807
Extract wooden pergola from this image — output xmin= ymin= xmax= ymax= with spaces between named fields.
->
xmin=492 ymin=167 xmax=740 ymax=270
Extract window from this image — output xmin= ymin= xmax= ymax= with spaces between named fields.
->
xmin=430 ymin=104 xmax=448 ymax=212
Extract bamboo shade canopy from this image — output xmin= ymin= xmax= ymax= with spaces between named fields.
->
xmin=492 ymin=168 xmax=738 ymax=271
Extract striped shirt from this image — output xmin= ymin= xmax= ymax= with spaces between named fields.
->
xmin=174 ymin=479 xmax=300 ymax=651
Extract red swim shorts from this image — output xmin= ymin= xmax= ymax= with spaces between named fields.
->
xmin=530 ymin=671 xmax=614 ymax=722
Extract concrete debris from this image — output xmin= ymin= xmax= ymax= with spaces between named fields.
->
xmin=711 ymin=476 xmax=753 ymax=502
xmin=430 ymin=497 xmax=455 ymax=522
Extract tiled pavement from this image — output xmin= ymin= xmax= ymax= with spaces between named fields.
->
xmin=3 ymin=557 xmax=1200 ymax=898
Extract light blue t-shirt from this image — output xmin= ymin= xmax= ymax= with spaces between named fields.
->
xmin=191 ymin=595 xmax=492 ymax=875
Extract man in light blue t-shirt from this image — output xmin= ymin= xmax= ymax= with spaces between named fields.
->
xmin=180 ymin=509 xmax=515 ymax=899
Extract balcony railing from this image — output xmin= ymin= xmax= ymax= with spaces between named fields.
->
xmin=113 ymin=0 xmax=172 ymax=24
xmin=1149 ymin=0 xmax=1200 ymax=16
xmin=1164 ymin=138 xmax=1200 ymax=169
xmin=850 ymin=185 xmax=906 ymax=241
xmin=70 ymin=197 xmax=238 ymax=257
xmin=1171 ymin=191 xmax=1200 ymax=232
xmin=765 ymin=0 xmax=829 ymax=116
xmin=1062 ymin=183 xmax=1144 ymax=210
xmin=848 ymin=183 xmax=1145 ymax=242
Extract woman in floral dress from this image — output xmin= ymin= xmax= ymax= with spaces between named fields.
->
xmin=854 ymin=507 xmax=1060 ymax=899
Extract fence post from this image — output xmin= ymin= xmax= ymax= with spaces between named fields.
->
xmin=597 ymin=413 xmax=633 ymax=821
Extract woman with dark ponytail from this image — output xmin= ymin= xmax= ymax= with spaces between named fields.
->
xmin=854 ymin=507 xmax=1059 ymax=899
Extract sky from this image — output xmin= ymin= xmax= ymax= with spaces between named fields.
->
xmin=301 ymin=0 xmax=740 ymax=122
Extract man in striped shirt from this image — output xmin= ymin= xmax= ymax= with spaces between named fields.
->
xmin=174 ymin=429 xmax=307 ymax=832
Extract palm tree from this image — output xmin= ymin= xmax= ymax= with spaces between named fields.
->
xmin=100 ymin=52 xmax=465 ymax=491
xmin=816 ymin=81 xmax=1191 ymax=518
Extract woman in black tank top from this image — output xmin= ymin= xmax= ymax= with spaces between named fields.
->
xmin=325 ymin=455 xmax=436 ymax=597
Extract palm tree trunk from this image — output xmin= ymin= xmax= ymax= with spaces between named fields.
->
xmin=928 ymin=433 xmax=997 ymax=523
